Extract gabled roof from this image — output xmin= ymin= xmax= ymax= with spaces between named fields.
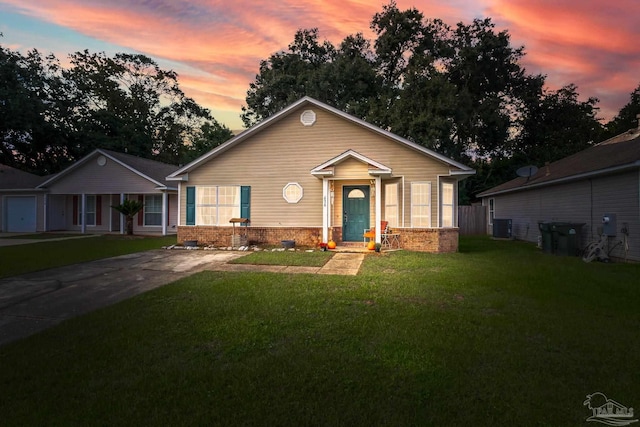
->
xmin=38 ymin=148 xmax=180 ymax=190
xmin=0 ymin=164 xmax=48 ymax=190
xmin=311 ymin=150 xmax=392 ymax=177
xmin=478 ymin=128 xmax=640 ymax=197
xmin=167 ymin=96 xmax=474 ymax=180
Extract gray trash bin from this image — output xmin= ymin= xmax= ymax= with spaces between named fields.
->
xmin=550 ymin=222 xmax=585 ymax=256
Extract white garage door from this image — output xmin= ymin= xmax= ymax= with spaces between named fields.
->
xmin=6 ymin=196 xmax=37 ymax=232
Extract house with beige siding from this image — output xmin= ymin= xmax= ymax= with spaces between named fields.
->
xmin=478 ymin=123 xmax=640 ymax=262
xmin=167 ymin=97 xmax=475 ymax=252
xmin=2 ymin=149 xmax=179 ymax=235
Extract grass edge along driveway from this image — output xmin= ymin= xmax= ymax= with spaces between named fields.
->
xmin=0 ymin=237 xmax=638 ymax=425
xmin=0 ymin=235 xmax=177 ymax=278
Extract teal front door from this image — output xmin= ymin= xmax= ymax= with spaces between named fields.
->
xmin=343 ymin=186 xmax=370 ymax=241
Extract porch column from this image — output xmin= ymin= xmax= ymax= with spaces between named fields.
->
xmin=120 ymin=193 xmax=125 ymax=234
xmin=162 ymin=192 xmax=168 ymax=236
xmin=43 ymin=193 xmax=48 ymax=232
xmin=108 ymin=195 xmax=113 ymax=232
xmin=81 ymin=193 xmax=86 ymax=234
xmin=322 ymin=178 xmax=330 ymax=243
xmin=375 ymin=176 xmax=382 ymax=244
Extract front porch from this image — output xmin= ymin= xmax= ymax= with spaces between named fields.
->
xmin=177 ymin=225 xmax=458 ymax=253
xmin=44 ymin=192 xmax=177 ymax=236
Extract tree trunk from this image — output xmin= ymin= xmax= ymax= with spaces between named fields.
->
xmin=126 ymin=216 xmax=134 ymax=235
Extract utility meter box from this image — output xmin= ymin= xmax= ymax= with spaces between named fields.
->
xmin=602 ymin=213 xmax=617 ymax=236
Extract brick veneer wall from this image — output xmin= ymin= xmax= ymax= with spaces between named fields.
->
xmin=178 ymin=226 xmax=323 ymax=247
xmin=179 ymin=226 xmax=458 ymax=252
xmin=390 ymin=227 xmax=459 ymax=253
xmin=330 ymin=227 xmax=342 ymax=243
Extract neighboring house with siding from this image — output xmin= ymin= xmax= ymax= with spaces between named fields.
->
xmin=477 ymin=123 xmax=640 ymax=261
xmin=167 ymin=97 xmax=475 ymax=252
xmin=2 ymin=149 xmax=180 ymax=235
xmin=0 ymin=165 xmax=48 ymax=232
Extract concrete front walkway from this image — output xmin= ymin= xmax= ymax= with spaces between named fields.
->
xmin=0 ymin=250 xmax=364 ymax=346
xmin=211 ymin=252 xmax=364 ymax=275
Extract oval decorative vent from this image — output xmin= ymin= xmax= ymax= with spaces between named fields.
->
xmin=300 ymin=110 xmax=316 ymax=126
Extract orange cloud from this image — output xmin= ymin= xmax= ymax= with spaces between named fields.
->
xmin=3 ymin=0 xmax=637 ymax=126
xmin=487 ymin=0 xmax=640 ymax=120
xmin=4 ymin=0 xmax=467 ymax=128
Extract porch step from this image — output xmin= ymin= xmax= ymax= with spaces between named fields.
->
xmin=338 ymin=241 xmax=366 ymax=248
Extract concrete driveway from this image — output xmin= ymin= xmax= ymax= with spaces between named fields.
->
xmin=0 ymin=250 xmax=247 ymax=346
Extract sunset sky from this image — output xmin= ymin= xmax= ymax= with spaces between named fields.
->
xmin=1 ymin=0 xmax=638 ymax=130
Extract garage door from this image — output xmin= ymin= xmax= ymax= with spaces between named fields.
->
xmin=6 ymin=196 xmax=37 ymax=232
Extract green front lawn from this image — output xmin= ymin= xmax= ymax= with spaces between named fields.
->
xmin=0 ymin=235 xmax=177 ymax=278
xmin=230 ymin=249 xmax=334 ymax=266
xmin=0 ymin=237 xmax=638 ymax=425
xmin=0 ymin=233 xmax=84 ymax=239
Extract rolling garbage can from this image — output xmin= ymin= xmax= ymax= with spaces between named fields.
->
xmin=550 ymin=222 xmax=585 ymax=256
xmin=538 ymin=222 xmax=553 ymax=253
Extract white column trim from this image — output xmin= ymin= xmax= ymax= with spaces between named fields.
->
xmin=43 ymin=193 xmax=48 ymax=232
xmin=375 ymin=176 xmax=382 ymax=244
xmin=176 ymin=186 xmax=181 ymax=228
xmin=81 ymin=193 xmax=86 ymax=234
xmin=120 ymin=193 xmax=125 ymax=234
xmin=322 ymin=178 xmax=329 ymax=243
xmin=162 ymin=192 xmax=168 ymax=236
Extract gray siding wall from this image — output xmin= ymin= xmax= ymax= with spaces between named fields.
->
xmin=46 ymin=154 xmax=160 ymax=194
xmin=484 ymin=170 xmax=640 ymax=261
xmin=54 ymin=193 xmax=177 ymax=234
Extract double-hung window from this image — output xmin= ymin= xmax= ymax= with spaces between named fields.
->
xmin=196 ymin=186 xmax=240 ymax=225
xmin=385 ymin=183 xmax=399 ymax=228
xmin=76 ymin=195 xmax=96 ymax=226
xmin=144 ymin=195 xmax=162 ymax=226
xmin=411 ymin=182 xmax=431 ymax=227
xmin=441 ymin=182 xmax=455 ymax=228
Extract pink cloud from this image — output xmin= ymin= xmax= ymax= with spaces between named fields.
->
xmin=487 ymin=0 xmax=640 ymax=120
xmin=4 ymin=0 xmax=468 ymax=128
xmin=4 ymin=0 xmax=637 ymax=127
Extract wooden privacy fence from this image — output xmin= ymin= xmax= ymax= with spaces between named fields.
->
xmin=458 ymin=205 xmax=487 ymax=235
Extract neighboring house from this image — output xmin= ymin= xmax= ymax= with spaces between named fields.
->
xmin=478 ymin=122 xmax=640 ymax=261
xmin=2 ymin=149 xmax=180 ymax=235
xmin=0 ymin=165 xmax=48 ymax=232
xmin=167 ymin=97 xmax=475 ymax=252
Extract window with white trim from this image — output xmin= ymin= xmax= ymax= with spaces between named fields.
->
xmin=441 ymin=182 xmax=455 ymax=228
xmin=385 ymin=183 xmax=399 ymax=228
xmin=196 ymin=186 xmax=240 ymax=225
xmin=283 ymin=182 xmax=303 ymax=203
xmin=411 ymin=182 xmax=431 ymax=227
xmin=77 ymin=195 xmax=96 ymax=226
xmin=144 ymin=195 xmax=162 ymax=226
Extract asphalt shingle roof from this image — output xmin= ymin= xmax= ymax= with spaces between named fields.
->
xmin=98 ymin=149 xmax=179 ymax=186
xmin=478 ymin=129 xmax=640 ymax=197
xmin=0 ymin=164 xmax=48 ymax=189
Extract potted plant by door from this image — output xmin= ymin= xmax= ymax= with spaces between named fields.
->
xmin=374 ymin=243 xmax=382 ymax=253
